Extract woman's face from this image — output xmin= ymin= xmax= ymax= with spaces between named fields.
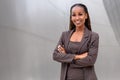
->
xmin=71 ymin=6 xmax=87 ymax=28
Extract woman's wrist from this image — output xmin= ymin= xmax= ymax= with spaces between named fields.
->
xmin=74 ymin=55 xmax=81 ymax=60
xmin=74 ymin=52 xmax=88 ymax=60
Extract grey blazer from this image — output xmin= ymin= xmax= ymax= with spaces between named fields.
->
xmin=53 ymin=27 xmax=99 ymax=80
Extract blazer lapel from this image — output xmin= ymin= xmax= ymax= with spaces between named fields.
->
xmin=65 ymin=29 xmax=74 ymax=53
xmin=77 ymin=27 xmax=91 ymax=53
xmin=65 ymin=27 xmax=91 ymax=54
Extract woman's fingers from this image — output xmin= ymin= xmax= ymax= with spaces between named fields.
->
xmin=57 ymin=45 xmax=65 ymax=53
xmin=58 ymin=45 xmax=61 ymax=49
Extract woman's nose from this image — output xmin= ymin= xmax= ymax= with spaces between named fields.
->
xmin=75 ymin=16 xmax=79 ymax=20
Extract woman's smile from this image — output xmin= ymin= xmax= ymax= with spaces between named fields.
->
xmin=75 ymin=20 xmax=81 ymax=25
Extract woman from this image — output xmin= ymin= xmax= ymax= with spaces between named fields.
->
xmin=53 ymin=3 xmax=99 ymax=80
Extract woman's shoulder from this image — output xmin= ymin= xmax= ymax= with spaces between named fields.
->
xmin=91 ymin=31 xmax=99 ymax=36
xmin=91 ymin=31 xmax=99 ymax=39
xmin=61 ymin=30 xmax=72 ymax=35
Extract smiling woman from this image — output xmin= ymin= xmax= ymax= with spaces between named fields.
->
xmin=0 ymin=0 xmax=120 ymax=80
xmin=53 ymin=3 xmax=99 ymax=80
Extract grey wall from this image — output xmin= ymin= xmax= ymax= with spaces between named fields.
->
xmin=0 ymin=0 xmax=120 ymax=80
xmin=103 ymin=0 xmax=120 ymax=45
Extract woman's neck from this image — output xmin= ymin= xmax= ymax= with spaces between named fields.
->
xmin=75 ymin=25 xmax=84 ymax=33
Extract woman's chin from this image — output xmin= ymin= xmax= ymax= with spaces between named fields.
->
xmin=75 ymin=24 xmax=82 ymax=27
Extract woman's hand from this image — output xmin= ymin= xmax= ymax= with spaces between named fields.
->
xmin=57 ymin=45 xmax=66 ymax=54
xmin=74 ymin=52 xmax=88 ymax=60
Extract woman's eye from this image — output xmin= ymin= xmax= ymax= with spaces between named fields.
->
xmin=79 ymin=13 xmax=83 ymax=16
xmin=72 ymin=14 xmax=76 ymax=16
xmin=72 ymin=13 xmax=83 ymax=16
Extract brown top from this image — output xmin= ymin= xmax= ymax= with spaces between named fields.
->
xmin=66 ymin=41 xmax=84 ymax=80
xmin=68 ymin=41 xmax=81 ymax=54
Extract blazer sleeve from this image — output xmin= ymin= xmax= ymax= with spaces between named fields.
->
xmin=53 ymin=32 xmax=75 ymax=63
xmin=74 ymin=32 xmax=99 ymax=67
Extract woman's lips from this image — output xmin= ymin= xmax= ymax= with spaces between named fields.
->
xmin=75 ymin=21 xmax=81 ymax=24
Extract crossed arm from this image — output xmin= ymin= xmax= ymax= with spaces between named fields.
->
xmin=57 ymin=45 xmax=88 ymax=60
xmin=53 ymin=32 xmax=99 ymax=67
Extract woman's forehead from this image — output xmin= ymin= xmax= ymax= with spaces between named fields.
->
xmin=71 ymin=6 xmax=85 ymax=13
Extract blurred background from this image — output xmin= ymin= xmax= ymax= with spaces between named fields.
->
xmin=0 ymin=0 xmax=120 ymax=80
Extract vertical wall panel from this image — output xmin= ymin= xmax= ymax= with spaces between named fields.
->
xmin=103 ymin=0 xmax=120 ymax=44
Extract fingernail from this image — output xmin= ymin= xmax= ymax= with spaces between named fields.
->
xmin=58 ymin=45 xmax=60 ymax=48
